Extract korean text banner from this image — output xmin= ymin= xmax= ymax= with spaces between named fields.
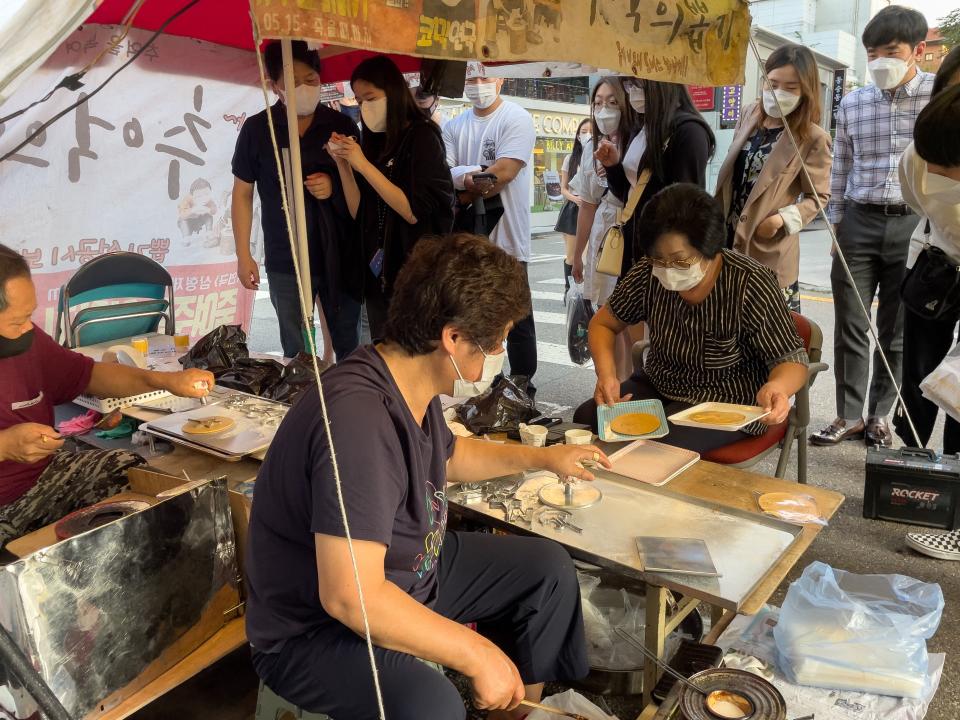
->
xmin=254 ymin=0 xmax=750 ymax=86
xmin=0 ymin=25 xmax=264 ymax=341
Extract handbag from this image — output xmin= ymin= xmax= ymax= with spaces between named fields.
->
xmin=900 ymin=221 xmax=960 ymax=321
xmin=595 ymin=167 xmax=653 ymax=277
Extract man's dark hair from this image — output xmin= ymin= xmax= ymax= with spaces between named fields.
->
xmin=263 ymin=40 xmax=320 ymax=83
xmin=0 ymin=243 xmax=31 ymax=312
xmin=933 ymin=46 xmax=960 ymax=98
xmin=915 ymin=85 xmax=960 ymax=167
xmin=862 ymin=6 xmax=927 ymax=50
xmin=635 ymin=184 xmax=727 ymax=259
xmin=385 ymin=234 xmax=531 ymax=355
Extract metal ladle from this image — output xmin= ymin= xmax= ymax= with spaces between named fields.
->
xmin=614 ymin=628 xmax=755 ymax=719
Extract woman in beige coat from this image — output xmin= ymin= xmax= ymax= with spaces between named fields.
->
xmin=715 ymin=43 xmax=832 ymax=312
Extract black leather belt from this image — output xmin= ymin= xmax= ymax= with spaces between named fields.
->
xmin=854 ymin=201 xmax=914 ymax=217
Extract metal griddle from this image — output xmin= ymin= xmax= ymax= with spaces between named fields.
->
xmin=451 ymin=470 xmax=803 ymax=612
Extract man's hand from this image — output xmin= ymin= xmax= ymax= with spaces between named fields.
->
xmin=158 ymin=369 xmax=216 ymax=399
xmin=594 ymin=374 xmax=632 ymax=408
xmin=571 ymin=255 xmax=585 ymax=284
xmin=539 ymin=443 xmax=611 ymax=481
xmin=467 ymin=639 xmax=525 ymax=712
xmin=594 ymin=139 xmax=620 ymax=168
xmin=757 ymin=383 xmax=791 ymax=425
xmin=237 ymin=254 xmax=260 ymax=290
xmin=755 ymin=213 xmax=785 ymax=240
xmin=0 ymin=423 xmax=63 ymax=464
xmin=465 ymin=173 xmax=496 ymax=197
xmin=304 ymin=172 xmax=333 ymax=200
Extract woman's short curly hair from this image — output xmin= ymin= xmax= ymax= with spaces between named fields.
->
xmin=385 ymin=233 xmax=531 ymax=355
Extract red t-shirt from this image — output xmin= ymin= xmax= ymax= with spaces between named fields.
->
xmin=0 ymin=327 xmax=94 ymax=505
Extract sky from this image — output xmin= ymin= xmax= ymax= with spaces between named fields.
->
xmin=900 ymin=0 xmax=957 ymax=28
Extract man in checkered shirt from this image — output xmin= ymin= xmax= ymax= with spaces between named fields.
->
xmin=812 ymin=6 xmax=935 ymax=449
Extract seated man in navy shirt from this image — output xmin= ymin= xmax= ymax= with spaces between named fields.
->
xmin=0 ymin=244 xmax=214 ymax=549
xmin=246 ymin=233 xmax=607 ymax=719
xmin=232 ymin=40 xmax=361 ymax=360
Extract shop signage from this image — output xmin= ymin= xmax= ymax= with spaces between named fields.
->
xmin=688 ymin=85 xmax=716 ymax=111
xmin=719 ymin=85 xmax=742 ymax=129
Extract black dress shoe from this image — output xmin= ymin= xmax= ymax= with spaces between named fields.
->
xmin=866 ymin=417 xmax=893 ymax=447
xmin=809 ymin=418 xmax=865 ymax=446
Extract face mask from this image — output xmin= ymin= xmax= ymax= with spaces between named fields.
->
xmin=628 ymin=87 xmax=645 ymax=114
xmin=868 ymin=57 xmax=912 ymax=90
xmin=280 ymin=83 xmax=322 ymax=116
xmin=925 ymin=171 xmax=960 ymax=203
xmin=594 ymin=106 xmax=621 ymax=136
xmin=361 ymin=97 xmax=388 ymax=133
xmin=465 ymin=83 xmax=498 ymax=110
xmin=762 ymin=89 xmax=801 ymax=118
xmin=578 ymin=132 xmax=592 ymax=145
xmin=0 ymin=328 xmax=34 ymax=359
xmin=652 ymin=263 xmax=706 ymax=292
xmin=450 ymin=344 xmax=505 ymax=398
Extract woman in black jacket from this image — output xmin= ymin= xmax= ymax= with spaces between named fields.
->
xmin=594 ymin=80 xmax=716 ymax=274
xmin=329 ymin=55 xmax=454 ymax=340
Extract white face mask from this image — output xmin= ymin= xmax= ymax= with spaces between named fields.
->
xmin=465 ymin=82 xmax=498 ymax=110
xmin=450 ymin=344 xmax=505 ymax=398
xmin=628 ymin=87 xmax=645 ymax=114
xmin=868 ymin=57 xmax=912 ymax=91
xmin=594 ymin=106 xmax=621 ymax=136
xmin=280 ymin=83 xmax=322 ymax=117
xmin=360 ymin=97 xmax=388 ymax=133
xmin=925 ymin=171 xmax=960 ymax=203
xmin=578 ymin=132 xmax=592 ymax=145
xmin=762 ymin=89 xmax=801 ymax=118
xmin=652 ymin=263 xmax=706 ymax=292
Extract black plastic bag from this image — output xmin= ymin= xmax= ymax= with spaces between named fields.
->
xmin=566 ymin=282 xmax=594 ymax=365
xmin=215 ymin=358 xmax=284 ymax=396
xmin=179 ymin=324 xmax=249 ymax=376
xmin=264 ymin=352 xmax=333 ymax=405
xmin=456 ymin=375 xmax=538 ymax=436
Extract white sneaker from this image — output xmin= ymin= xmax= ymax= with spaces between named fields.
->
xmin=905 ymin=528 xmax=960 ymax=560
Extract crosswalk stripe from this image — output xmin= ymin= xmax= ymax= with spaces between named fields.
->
xmin=527 ymin=254 xmax=567 ymax=265
xmin=536 ymin=278 xmax=567 ymax=286
xmin=532 ymin=290 xmax=566 ymax=302
xmin=535 ymin=341 xmax=594 ymax=369
xmin=534 ymin=310 xmax=566 ymax=325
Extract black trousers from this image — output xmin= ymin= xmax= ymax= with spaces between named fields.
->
xmin=573 ymin=372 xmax=751 ymax=455
xmin=252 ymin=532 xmax=588 ymax=720
xmin=508 ymin=263 xmax=538 ymax=394
xmin=894 ymin=307 xmax=960 ymax=454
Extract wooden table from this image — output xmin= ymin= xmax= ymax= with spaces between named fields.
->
xmin=450 ymin=460 xmax=844 ymax=713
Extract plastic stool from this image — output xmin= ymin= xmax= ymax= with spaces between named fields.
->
xmin=255 ymin=681 xmax=332 ymax=720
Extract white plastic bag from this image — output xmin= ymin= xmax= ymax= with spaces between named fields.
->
xmin=566 ymin=282 xmax=594 ymax=365
xmin=920 ymin=343 xmax=960 ymax=424
xmin=524 ymin=689 xmax=619 ymax=720
xmin=773 ymin=562 xmax=944 ymax=698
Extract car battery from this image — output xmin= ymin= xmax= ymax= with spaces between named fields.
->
xmin=864 ymin=447 xmax=960 ymax=529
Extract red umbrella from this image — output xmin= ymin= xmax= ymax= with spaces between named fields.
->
xmin=85 ymin=0 xmax=421 ymax=80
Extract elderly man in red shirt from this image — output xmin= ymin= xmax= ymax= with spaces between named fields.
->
xmin=0 ymin=244 xmax=214 ymax=549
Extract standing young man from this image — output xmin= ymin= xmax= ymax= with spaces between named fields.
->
xmin=443 ymin=62 xmax=538 ymax=393
xmin=812 ymin=6 xmax=934 ymax=448
xmin=232 ymin=41 xmax=361 ymax=360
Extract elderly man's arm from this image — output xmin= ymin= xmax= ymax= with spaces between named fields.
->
xmin=85 ymin=363 xmax=214 ymax=400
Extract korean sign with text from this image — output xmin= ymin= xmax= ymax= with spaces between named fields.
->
xmin=253 ymin=0 xmax=751 ymax=85
xmin=0 ymin=26 xmax=263 ymax=341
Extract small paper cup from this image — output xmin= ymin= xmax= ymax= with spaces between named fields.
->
xmin=519 ymin=424 xmax=548 ymax=447
xmin=565 ymin=429 xmax=593 ymax=445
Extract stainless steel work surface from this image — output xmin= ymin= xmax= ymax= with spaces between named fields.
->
xmin=451 ymin=471 xmax=803 ymax=611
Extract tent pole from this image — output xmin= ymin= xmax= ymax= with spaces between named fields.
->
xmin=280 ymin=39 xmax=315 ymax=349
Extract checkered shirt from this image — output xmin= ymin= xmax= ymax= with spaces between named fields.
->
xmin=827 ymin=70 xmax=935 ymax=224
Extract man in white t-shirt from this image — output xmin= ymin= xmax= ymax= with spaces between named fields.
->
xmin=443 ymin=62 xmax=539 ymax=391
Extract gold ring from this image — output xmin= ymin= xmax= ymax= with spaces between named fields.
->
xmin=593 ymin=451 xmax=600 ymax=462
xmin=41 ymin=435 xmax=47 ymax=444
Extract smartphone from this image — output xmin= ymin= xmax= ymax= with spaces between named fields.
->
xmin=471 ymin=172 xmax=498 ymax=183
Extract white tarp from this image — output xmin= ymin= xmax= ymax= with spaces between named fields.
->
xmin=0 ymin=24 xmax=265 ymax=340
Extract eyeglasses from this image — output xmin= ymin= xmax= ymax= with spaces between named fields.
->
xmin=592 ymin=100 xmax=619 ymax=110
xmin=647 ymin=255 xmax=702 ymax=270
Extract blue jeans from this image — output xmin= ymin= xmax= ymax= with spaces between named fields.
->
xmin=266 ymin=271 xmax=360 ymax=360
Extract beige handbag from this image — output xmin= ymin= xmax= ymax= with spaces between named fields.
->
xmin=595 ymin=167 xmax=654 ymax=276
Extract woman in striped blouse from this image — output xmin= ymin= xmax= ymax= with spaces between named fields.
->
xmin=573 ymin=184 xmax=809 ymax=454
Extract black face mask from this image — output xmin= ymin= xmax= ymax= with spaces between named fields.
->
xmin=0 ymin=329 xmax=34 ymax=359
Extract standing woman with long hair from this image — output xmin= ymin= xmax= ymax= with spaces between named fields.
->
xmin=571 ymin=78 xmax=639 ymax=309
xmin=714 ymin=43 xmax=831 ymax=313
xmin=595 ymin=79 xmax=716 ymax=274
xmin=555 ymin=118 xmax=592 ymax=296
xmin=329 ymin=55 xmax=455 ymax=340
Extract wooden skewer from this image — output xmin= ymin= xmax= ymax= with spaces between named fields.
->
xmin=518 ymin=698 xmax=590 ymax=720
